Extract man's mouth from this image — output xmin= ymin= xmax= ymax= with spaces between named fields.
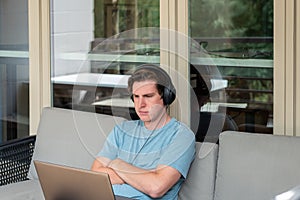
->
xmin=138 ymin=111 xmax=148 ymax=115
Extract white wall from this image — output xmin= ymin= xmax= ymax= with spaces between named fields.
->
xmin=51 ymin=0 xmax=94 ymax=76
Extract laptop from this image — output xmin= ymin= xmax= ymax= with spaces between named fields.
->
xmin=34 ymin=160 xmax=133 ymax=200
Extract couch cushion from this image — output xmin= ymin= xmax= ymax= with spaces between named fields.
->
xmin=178 ymin=142 xmax=218 ymax=200
xmin=28 ymin=107 xmax=125 ymax=180
xmin=214 ymin=131 xmax=300 ymax=200
xmin=0 ymin=180 xmax=44 ymax=200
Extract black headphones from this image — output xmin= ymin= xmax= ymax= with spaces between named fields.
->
xmin=129 ymin=64 xmax=176 ymax=106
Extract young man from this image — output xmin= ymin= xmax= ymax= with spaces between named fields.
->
xmin=91 ymin=64 xmax=195 ymax=200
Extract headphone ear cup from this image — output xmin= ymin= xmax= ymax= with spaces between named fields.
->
xmin=163 ymin=87 xmax=176 ymax=106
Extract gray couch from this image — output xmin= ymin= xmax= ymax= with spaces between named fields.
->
xmin=1 ymin=107 xmax=300 ymax=200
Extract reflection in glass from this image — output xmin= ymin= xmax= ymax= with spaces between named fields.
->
xmin=189 ymin=0 xmax=273 ymax=142
xmin=0 ymin=0 xmax=29 ymax=142
xmin=51 ymin=0 xmax=159 ymax=119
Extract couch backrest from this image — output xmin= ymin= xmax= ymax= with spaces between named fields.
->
xmin=28 ymin=107 xmax=126 ymax=179
xmin=214 ymin=131 xmax=300 ymax=200
xmin=178 ymin=142 xmax=218 ymax=200
xmin=28 ymin=107 xmax=220 ymax=200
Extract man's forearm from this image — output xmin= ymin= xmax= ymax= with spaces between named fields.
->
xmin=109 ymin=158 xmax=180 ymax=198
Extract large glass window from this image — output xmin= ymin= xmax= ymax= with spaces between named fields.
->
xmin=189 ymin=0 xmax=273 ymax=142
xmin=50 ymin=0 xmax=274 ymax=140
xmin=0 ymin=0 xmax=29 ymax=142
xmin=51 ymin=0 xmax=159 ymax=119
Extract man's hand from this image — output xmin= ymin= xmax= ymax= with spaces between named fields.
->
xmin=93 ymin=166 xmax=125 ymax=184
xmin=91 ymin=158 xmax=125 ymax=185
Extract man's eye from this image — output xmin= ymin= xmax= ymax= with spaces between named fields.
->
xmin=145 ymin=94 xmax=154 ymax=98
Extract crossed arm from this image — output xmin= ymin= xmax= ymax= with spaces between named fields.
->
xmin=91 ymin=157 xmax=181 ymax=198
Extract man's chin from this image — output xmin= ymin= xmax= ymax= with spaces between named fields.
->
xmin=138 ymin=116 xmax=150 ymax=122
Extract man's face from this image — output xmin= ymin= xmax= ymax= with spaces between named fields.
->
xmin=132 ymin=80 xmax=165 ymax=124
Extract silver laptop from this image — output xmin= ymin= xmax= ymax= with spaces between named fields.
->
xmin=34 ymin=160 xmax=133 ymax=200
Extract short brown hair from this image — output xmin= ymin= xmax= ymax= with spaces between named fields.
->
xmin=128 ymin=67 xmax=164 ymax=97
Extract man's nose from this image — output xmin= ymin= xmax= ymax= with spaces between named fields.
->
xmin=137 ymin=97 xmax=146 ymax=107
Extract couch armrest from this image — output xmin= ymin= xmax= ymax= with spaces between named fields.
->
xmin=0 ymin=136 xmax=36 ymax=186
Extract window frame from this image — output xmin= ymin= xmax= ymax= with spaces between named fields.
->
xmin=274 ymin=0 xmax=300 ymax=136
xmin=28 ymin=0 xmax=51 ymax=134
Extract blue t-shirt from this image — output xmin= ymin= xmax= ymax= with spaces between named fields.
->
xmin=98 ymin=118 xmax=196 ymax=200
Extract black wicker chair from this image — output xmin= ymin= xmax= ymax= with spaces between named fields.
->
xmin=0 ymin=136 xmax=36 ymax=186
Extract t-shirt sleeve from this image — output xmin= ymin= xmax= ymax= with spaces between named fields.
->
xmin=97 ymin=126 xmax=119 ymax=160
xmin=158 ymin=127 xmax=196 ymax=178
